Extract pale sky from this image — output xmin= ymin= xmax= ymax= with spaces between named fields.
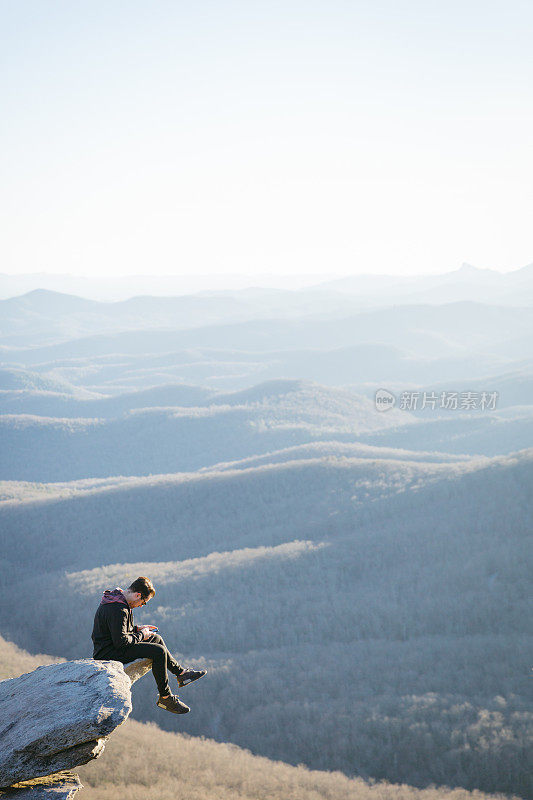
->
xmin=1 ymin=0 xmax=532 ymax=279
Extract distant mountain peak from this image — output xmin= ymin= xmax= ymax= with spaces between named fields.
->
xmin=456 ymin=262 xmax=495 ymax=274
xmin=4 ymin=288 xmax=100 ymax=310
xmin=22 ymin=288 xmax=83 ymax=299
xmin=456 ymin=261 xmax=533 ymax=280
xmin=512 ymin=261 xmax=533 ymax=275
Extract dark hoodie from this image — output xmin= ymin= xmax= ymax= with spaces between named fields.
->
xmin=91 ymin=588 xmax=144 ymax=659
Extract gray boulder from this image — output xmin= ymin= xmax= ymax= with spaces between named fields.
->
xmin=123 ymin=658 xmax=152 ymax=684
xmin=0 ymin=660 xmax=131 ymax=788
xmin=0 ymin=771 xmax=82 ymax=798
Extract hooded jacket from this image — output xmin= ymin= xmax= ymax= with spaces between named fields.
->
xmin=91 ymin=588 xmax=144 ymax=659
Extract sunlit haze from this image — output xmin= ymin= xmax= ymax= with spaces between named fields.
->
xmin=1 ymin=5 xmax=533 ymax=791
xmin=2 ymin=1 xmax=532 ymax=282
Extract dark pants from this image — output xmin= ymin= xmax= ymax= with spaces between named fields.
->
xmin=110 ymin=634 xmax=181 ymax=696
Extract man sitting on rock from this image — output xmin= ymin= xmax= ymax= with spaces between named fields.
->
xmin=92 ymin=576 xmax=206 ymax=714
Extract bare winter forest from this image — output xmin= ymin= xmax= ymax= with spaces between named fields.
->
xmin=1 ymin=269 xmax=532 ymax=798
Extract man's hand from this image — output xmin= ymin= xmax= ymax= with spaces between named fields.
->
xmin=139 ymin=626 xmax=156 ymax=640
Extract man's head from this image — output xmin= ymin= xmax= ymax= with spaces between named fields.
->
xmin=124 ymin=576 xmax=155 ymax=608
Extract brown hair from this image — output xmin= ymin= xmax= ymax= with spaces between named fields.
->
xmin=128 ymin=576 xmax=156 ymax=600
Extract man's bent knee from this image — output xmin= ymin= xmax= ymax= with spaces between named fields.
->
xmin=144 ymin=643 xmax=166 ymax=660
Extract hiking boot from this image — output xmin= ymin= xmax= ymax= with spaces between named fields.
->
xmin=156 ymin=693 xmax=190 ymax=714
xmin=176 ymin=666 xmax=207 ymax=687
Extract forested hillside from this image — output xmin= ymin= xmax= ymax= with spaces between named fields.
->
xmin=360 ymin=410 xmax=533 ymax=456
xmin=1 ymin=277 xmax=532 ymax=800
xmin=0 ymin=634 xmax=62 ymax=680
xmin=1 ymin=449 xmax=531 ymax=797
xmin=0 ymin=381 xmax=411 ymax=481
xmin=0 ymin=636 xmax=526 ymax=800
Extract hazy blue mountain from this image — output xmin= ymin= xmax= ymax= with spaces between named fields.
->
xmin=0 ymin=288 xmax=99 ymax=315
xmin=360 ymin=408 xmax=533 ymax=456
xmin=2 ymin=371 xmax=530 ymax=484
xmin=0 ymin=382 xmax=215 ymax=417
xmin=0 ymin=445 xmax=491 ymax=574
xmin=1 ymin=267 xmax=532 ymax=798
xmin=0 ymin=288 xmax=256 ymax=346
xmin=3 ymin=347 xmax=531 ymax=403
xmin=3 ymin=345 xmax=515 ymax=398
xmin=0 ymin=271 xmax=343 ymax=301
xmin=392 ymin=369 xmax=533 ymax=415
xmin=198 ymin=441 xmax=474 ymax=471
xmin=0 ymin=381 xmax=411 ymax=481
xmin=1 ymin=445 xmax=527 ymax=578
xmin=313 ymin=262 xmax=533 ymax=306
xmin=0 ymin=440 xmax=473 ymax=504
xmin=2 ymin=262 xmax=533 ymax=306
xmin=0 ymin=367 xmax=85 ymax=395
xmin=480 ymin=332 xmax=533 ymax=360
xmin=2 ymin=303 xmax=533 ymax=366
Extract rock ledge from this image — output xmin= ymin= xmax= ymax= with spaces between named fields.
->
xmin=0 ymin=660 xmax=132 ymax=789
